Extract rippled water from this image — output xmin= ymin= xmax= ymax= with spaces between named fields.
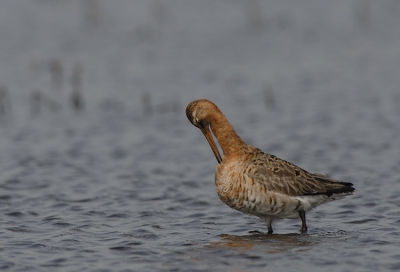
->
xmin=0 ymin=1 xmax=400 ymax=271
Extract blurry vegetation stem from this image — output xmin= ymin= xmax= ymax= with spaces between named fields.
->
xmin=70 ymin=64 xmax=84 ymax=111
xmin=262 ymin=84 xmax=276 ymax=110
xmin=30 ymin=90 xmax=61 ymax=115
xmin=0 ymin=86 xmax=11 ymax=114
xmin=141 ymin=91 xmax=153 ymax=116
xmin=49 ymin=59 xmax=63 ymax=91
xmin=70 ymin=90 xmax=84 ymax=111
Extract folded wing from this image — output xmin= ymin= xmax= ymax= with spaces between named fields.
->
xmin=246 ymin=149 xmax=355 ymax=197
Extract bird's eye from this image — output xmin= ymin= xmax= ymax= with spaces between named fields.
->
xmin=195 ymin=117 xmax=199 ymax=123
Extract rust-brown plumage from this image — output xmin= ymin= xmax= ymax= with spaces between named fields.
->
xmin=186 ymin=99 xmax=355 ymax=234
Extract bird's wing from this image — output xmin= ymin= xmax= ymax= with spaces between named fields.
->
xmin=245 ymin=149 xmax=354 ymax=196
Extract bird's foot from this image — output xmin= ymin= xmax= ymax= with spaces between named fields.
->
xmin=300 ymin=226 xmax=308 ymax=234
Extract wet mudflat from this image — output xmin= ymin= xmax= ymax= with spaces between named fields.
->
xmin=0 ymin=1 xmax=399 ymax=271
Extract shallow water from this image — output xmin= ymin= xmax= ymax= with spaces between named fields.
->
xmin=0 ymin=1 xmax=400 ymax=271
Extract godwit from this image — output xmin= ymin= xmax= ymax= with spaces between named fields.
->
xmin=186 ymin=99 xmax=355 ymax=234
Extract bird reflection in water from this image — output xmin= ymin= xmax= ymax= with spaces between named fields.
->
xmin=207 ymin=232 xmax=315 ymax=254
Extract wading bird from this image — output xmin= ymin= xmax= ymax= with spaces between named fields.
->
xmin=186 ymin=99 xmax=354 ymax=234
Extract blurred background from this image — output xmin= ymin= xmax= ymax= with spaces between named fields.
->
xmin=0 ymin=1 xmax=399 ymax=271
xmin=1 ymin=0 xmax=399 ymax=118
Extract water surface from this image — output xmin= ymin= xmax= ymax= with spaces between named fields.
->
xmin=0 ymin=1 xmax=399 ymax=271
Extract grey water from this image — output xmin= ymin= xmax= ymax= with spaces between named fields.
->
xmin=0 ymin=1 xmax=399 ymax=271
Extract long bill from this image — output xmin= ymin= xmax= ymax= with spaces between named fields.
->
xmin=201 ymin=125 xmax=222 ymax=164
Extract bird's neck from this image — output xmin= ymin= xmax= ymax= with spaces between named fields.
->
xmin=209 ymin=111 xmax=246 ymax=159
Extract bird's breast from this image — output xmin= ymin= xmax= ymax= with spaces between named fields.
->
xmin=215 ymin=160 xmax=303 ymax=218
xmin=215 ymin=161 xmax=272 ymax=215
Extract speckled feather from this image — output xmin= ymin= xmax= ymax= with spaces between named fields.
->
xmin=186 ymin=99 xmax=355 ymax=233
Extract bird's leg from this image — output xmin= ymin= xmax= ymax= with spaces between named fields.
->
xmin=262 ymin=217 xmax=274 ymax=234
xmin=267 ymin=224 xmax=273 ymax=234
xmin=298 ymin=210 xmax=307 ymax=234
